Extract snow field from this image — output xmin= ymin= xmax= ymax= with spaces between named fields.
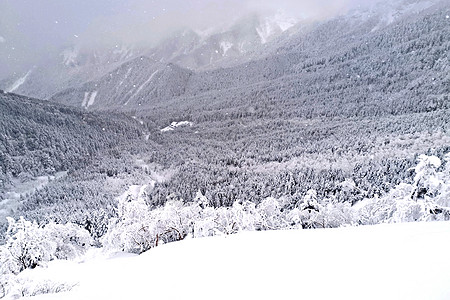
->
xmin=22 ymin=221 xmax=450 ymax=300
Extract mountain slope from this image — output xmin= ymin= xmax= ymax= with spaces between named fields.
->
xmin=0 ymin=91 xmax=143 ymax=190
xmin=0 ymin=44 xmax=143 ymax=100
xmin=169 ymin=0 xmax=449 ymax=121
xmin=51 ymin=58 xmax=193 ymax=110
xmin=1 ymin=0 xmax=448 ymax=245
xmin=0 ymin=91 xmax=155 ymax=240
xmin=48 ymin=0 xmax=449 ymax=117
xmin=0 ymin=12 xmax=298 ymax=100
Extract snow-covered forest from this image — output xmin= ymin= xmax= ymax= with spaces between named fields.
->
xmin=0 ymin=0 xmax=449 ymax=298
xmin=1 ymin=153 xmax=450 ymax=298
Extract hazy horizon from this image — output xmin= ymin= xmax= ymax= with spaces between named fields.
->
xmin=0 ymin=0 xmax=382 ymax=79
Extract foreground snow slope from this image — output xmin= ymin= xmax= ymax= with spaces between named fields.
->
xmin=27 ymin=222 xmax=450 ymax=300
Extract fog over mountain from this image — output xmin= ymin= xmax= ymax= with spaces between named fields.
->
xmin=0 ymin=0 xmax=382 ymax=80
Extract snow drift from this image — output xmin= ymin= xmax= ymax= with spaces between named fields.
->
xmin=10 ymin=221 xmax=450 ymax=300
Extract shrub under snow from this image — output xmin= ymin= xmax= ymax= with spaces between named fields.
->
xmin=0 ymin=218 xmax=92 ymax=298
xmin=102 ymin=188 xmax=354 ymax=254
xmin=103 ymin=153 xmax=450 ymax=254
xmin=356 ymin=154 xmax=450 ymax=225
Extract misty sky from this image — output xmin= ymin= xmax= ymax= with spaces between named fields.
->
xmin=0 ymin=0 xmax=374 ymax=79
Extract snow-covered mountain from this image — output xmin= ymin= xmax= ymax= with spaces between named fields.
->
xmin=0 ymin=11 xmax=299 ymax=100
xmin=0 ymin=0 xmax=445 ymax=102
xmin=42 ymin=11 xmax=305 ymax=111
xmin=343 ymin=0 xmax=438 ymax=32
xmin=51 ymin=57 xmax=193 ymax=110
xmin=47 ymin=0 xmax=448 ymax=115
xmin=0 ymin=43 xmax=144 ymax=100
xmin=162 ymin=12 xmax=298 ymax=70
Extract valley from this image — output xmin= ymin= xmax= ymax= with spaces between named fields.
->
xmin=0 ymin=0 xmax=449 ymax=298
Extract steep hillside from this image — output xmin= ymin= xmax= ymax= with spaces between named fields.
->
xmin=0 ymin=12 xmax=297 ymax=100
xmin=51 ymin=58 xmax=193 ymax=110
xmin=160 ymin=0 xmax=449 ymax=121
xmin=0 ymin=44 xmax=142 ymax=100
xmin=0 ymin=91 xmax=159 ymax=240
xmin=49 ymin=0 xmax=449 ymax=118
xmin=0 ymin=90 xmax=144 ymax=199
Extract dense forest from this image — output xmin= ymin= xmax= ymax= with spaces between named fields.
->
xmin=1 ymin=1 xmax=449 ymax=241
xmin=0 ymin=91 xmax=150 ymax=238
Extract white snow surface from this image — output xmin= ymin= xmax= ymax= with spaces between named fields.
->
xmin=220 ymin=41 xmax=233 ymax=55
xmin=81 ymin=91 xmax=97 ymax=109
xmin=161 ymin=121 xmax=193 ymax=132
xmin=0 ymin=172 xmax=67 ymax=226
xmin=86 ymin=91 xmax=97 ymax=108
xmin=81 ymin=92 xmax=89 ymax=108
xmin=7 ymin=70 xmax=32 ymax=93
xmin=20 ymin=221 xmax=450 ymax=300
xmin=131 ymin=70 xmax=159 ymax=100
xmin=257 ymin=11 xmax=297 ymax=44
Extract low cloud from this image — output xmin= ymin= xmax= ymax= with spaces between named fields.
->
xmin=0 ymin=0 xmax=380 ymax=79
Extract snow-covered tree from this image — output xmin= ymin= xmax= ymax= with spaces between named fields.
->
xmin=0 ymin=217 xmax=92 ymax=276
xmin=257 ymin=197 xmax=286 ymax=230
xmin=296 ymin=190 xmax=323 ymax=229
xmin=102 ymin=191 xmax=152 ymax=254
xmin=43 ymin=222 xmax=92 ymax=260
xmin=193 ymin=207 xmax=220 ymax=238
xmin=1 ymin=217 xmax=54 ymax=274
xmin=411 ymin=155 xmax=442 ymax=200
xmin=356 ymin=154 xmax=450 ymax=224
